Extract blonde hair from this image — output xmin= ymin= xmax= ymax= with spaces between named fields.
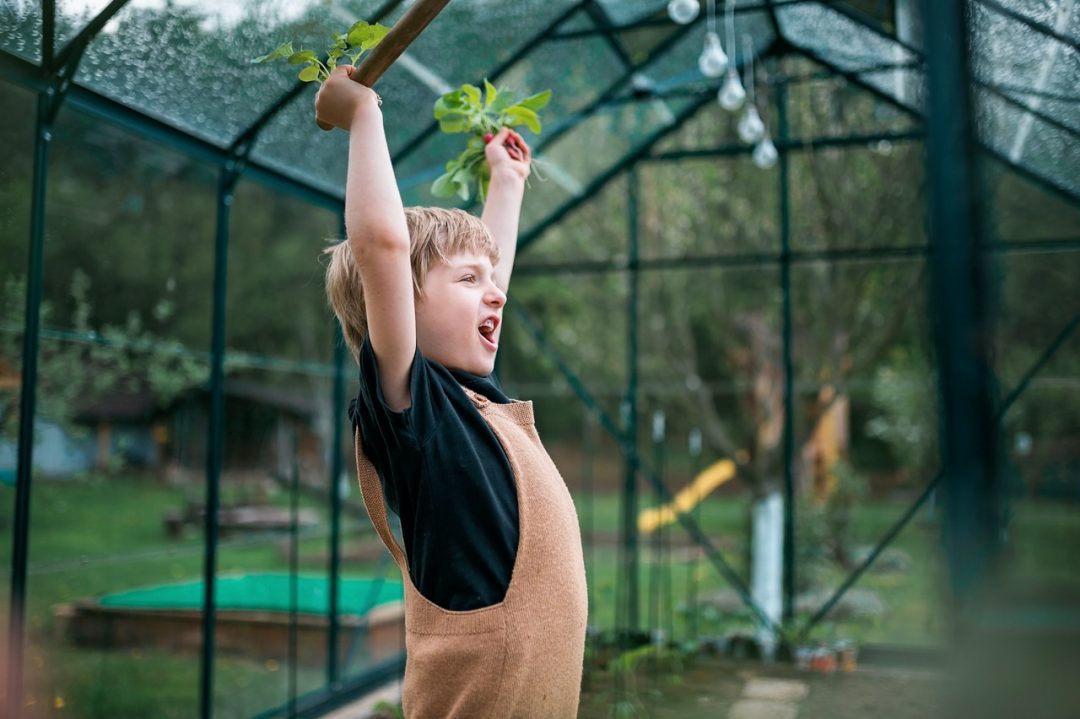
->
xmin=323 ymin=207 xmax=499 ymax=364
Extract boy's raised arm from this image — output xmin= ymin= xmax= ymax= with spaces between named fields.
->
xmin=317 ymin=65 xmax=415 ymax=411
xmin=481 ymin=128 xmax=531 ymax=293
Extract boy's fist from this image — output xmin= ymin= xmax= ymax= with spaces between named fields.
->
xmin=485 ymin=128 xmax=531 ymax=181
xmin=314 ymin=65 xmax=381 ymax=131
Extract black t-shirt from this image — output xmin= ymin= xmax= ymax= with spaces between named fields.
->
xmin=348 ymin=337 xmax=519 ymax=611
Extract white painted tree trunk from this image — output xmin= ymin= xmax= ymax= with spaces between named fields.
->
xmin=751 ymin=490 xmax=784 ymax=660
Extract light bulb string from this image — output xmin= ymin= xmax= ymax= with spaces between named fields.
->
xmin=706 ymin=0 xmax=717 ymax=34
xmin=743 ymin=34 xmax=755 ymax=105
xmin=725 ymin=0 xmax=736 ymax=60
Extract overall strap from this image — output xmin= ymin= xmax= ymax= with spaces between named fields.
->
xmin=353 ymin=429 xmax=408 ymax=571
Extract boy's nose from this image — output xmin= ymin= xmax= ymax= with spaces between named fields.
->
xmin=486 ymin=285 xmax=507 ymax=307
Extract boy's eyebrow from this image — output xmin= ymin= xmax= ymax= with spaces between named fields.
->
xmin=451 ymin=261 xmax=489 ymax=274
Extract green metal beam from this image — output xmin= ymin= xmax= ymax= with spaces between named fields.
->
xmin=582 ymin=0 xmax=635 ymax=70
xmin=647 ymin=128 xmax=923 ymax=161
xmin=777 ymin=78 xmax=796 ymax=630
xmin=514 ymin=238 xmax=1080 ymax=277
xmin=922 ymin=0 xmax=1000 ymax=611
xmin=199 ymin=161 xmax=242 ymax=719
xmin=52 ymin=0 xmax=131 ymax=72
xmin=326 ymin=218 xmax=350 ymax=685
xmin=620 ymin=166 xmax=641 ymax=637
xmin=6 ymin=82 xmax=54 ymax=719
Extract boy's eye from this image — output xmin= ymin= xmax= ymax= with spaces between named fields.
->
xmin=460 ymin=274 xmax=477 ymax=283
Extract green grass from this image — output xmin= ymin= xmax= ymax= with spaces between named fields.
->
xmin=2 ymin=472 xmax=1078 ymax=718
xmin=0 ymin=471 xmax=392 ymax=719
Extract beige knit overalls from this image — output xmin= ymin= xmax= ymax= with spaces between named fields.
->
xmin=354 ymin=388 xmax=588 ymax=718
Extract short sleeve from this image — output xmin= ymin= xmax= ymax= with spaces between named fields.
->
xmin=349 ymin=337 xmax=451 ymax=512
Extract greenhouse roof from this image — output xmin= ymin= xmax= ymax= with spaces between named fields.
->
xmin=1 ymin=0 xmax=1076 ymax=241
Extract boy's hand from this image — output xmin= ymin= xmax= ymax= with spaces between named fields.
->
xmin=314 ymin=65 xmax=381 ymax=131
xmin=485 ymin=128 xmax=531 ymax=181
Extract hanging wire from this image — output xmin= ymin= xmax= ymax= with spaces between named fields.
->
xmin=706 ymin=0 xmax=718 ymax=35
xmin=725 ymin=0 xmax=737 ymax=57
xmin=743 ymin=33 xmax=756 ymax=105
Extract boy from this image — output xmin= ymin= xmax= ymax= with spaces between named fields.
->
xmin=318 ymin=65 xmax=587 ymax=718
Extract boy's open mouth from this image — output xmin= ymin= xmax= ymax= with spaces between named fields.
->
xmin=478 ymin=316 xmax=499 ymax=350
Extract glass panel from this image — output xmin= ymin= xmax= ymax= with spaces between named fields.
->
xmin=21 ymin=102 xmax=216 ymax=718
xmin=0 ymin=0 xmax=40 ymax=63
xmin=210 ymin=179 xmax=344 ymax=715
xmin=639 ymin=154 xmax=780 ymax=257
xmin=634 ymin=265 xmax=783 ymax=643
xmin=789 ymin=141 xmax=926 ymax=251
xmin=791 ymin=258 xmax=947 ymax=648
xmin=517 ymin=173 xmax=628 ymax=267
xmin=778 ymin=1 xmax=918 ymax=71
xmin=595 ymin=0 xmax=667 ymax=25
xmin=976 ymin=89 xmax=1080 ymax=198
xmin=984 ymin=248 xmax=1080 ymax=719
xmin=986 ymin=158 xmax=1080 ymax=243
xmin=394 ymin=32 xmax=629 ymax=209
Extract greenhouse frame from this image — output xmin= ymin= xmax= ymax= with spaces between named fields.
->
xmin=2 ymin=0 xmax=1078 ymax=717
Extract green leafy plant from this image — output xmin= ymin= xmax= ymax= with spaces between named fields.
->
xmin=252 ymin=20 xmax=390 ymax=84
xmin=431 ymin=80 xmax=552 ymax=202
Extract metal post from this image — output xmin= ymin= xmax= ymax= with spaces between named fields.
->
xmin=288 ymin=429 xmax=300 ymax=718
xmin=619 ymin=167 xmax=641 ymax=640
xmin=919 ymin=0 xmax=1000 ymax=611
xmin=327 ymin=319 xmax=347 ymax=686
xmin=6 ymin=84 xmax=54 ymax=719
xmin=200 ymin=160 xmax=241 ymax=719
xmin=777 ymin=79 xmax=796 ymax=630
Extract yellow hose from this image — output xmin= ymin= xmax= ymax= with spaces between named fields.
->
xmin=637 ymin=459 xmax=737 ymax=533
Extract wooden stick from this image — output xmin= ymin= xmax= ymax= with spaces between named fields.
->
xmin=317 ymin=0 xmax=452 ymax=129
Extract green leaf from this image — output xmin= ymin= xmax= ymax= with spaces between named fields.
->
xmin=517 ymin=89 xmax=552 ymax=112
xmin=287 ymin=50 xmax=318 ymax=65
xmin=456 ymin=180 xmax=471 ymax=202
xmin=348 ymin=21 xmax=390 ymax=50
xmin=252 ymin=41 xmax=294 ymax=64
xmin=483 ymin=79 xmax=497 ymax=108
xmin=346 ymin=20 xmax=372 ymax=46
xmin=460 ymin=83 xmax=482 ymax=107
xmin=489 ymin=90 xmax=516 ymax=114
xmin=361 ymin=23 xmax=390 ymax=50
xmin=298 ymin=64 xmax=321 ymax=83
xmin=438 ymin=117 xmax=471 ymax=133
xmin=504 ymin=105 xmax=542 ymax=134
xmin=431 ymin=172 xmax=459 ymax=198
xmin=434 ymin=97 xmax=466 ymax=119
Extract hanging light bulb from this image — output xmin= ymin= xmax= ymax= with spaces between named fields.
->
xmin=738 ymin=105 xmax=765 ymax=144
xmin=698 ymin=31 xmax=728 ymax=77
xmin=667 ymin=0 xmax=700 ymax=24
xmin=752 ymin=133 xmax=778 ymax=169
xmin=718 ymin=68 xmax=745 ymax=109
xmin=718 ymin=0 xmax=743 ymax=108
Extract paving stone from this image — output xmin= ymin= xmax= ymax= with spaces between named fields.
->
xmin=742 ymin=677 xmax=810 ymax=702
xmin=728 ymin=698 xmax=799 ymax=719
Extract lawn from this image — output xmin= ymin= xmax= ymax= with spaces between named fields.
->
xmin=2 ymin=471 xmax=1077 ymax=718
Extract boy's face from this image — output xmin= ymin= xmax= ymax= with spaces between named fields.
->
xmin=415 ymin=252 xmax=506 ymax=376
